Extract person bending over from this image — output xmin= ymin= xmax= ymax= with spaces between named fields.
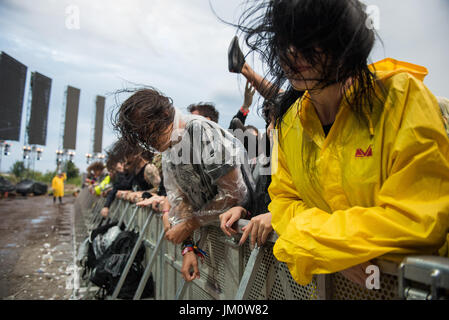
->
xmin=114 ymin=88 xmax=255 ymax=282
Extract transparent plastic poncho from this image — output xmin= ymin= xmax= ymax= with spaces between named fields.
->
xmin=92 ymin=226 xmax=121 ymax=259
xmin=162 ymin=110 xmax=254 ymax=226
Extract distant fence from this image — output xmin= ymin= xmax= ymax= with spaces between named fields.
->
xmin=75 ymin=188 xmax=448 ymax=300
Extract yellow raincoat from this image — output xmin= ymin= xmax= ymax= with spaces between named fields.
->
xmin=95 ymin=175 xmax=111 ymax=196
xmin=52 ymin=173 xmax=66 ymax=197
xmin=268 ymin=58 xmax=449 ymax=285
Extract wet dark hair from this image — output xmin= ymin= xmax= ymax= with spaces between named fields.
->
xmin=187 ymin=102 xmax=220 ymax=123
xmin=106 ymin=138 xmax=154 ymax=173
xmin=105 ymin=152 xmax=120 ymax=173
xmin=112 ymin=88 xmax=175 ymax=152
xmin=87 ymin=161 xmax=105 ymax=174
xmin=262 ymin=99 xmax=275 ymax=125
xmin=230 ymin=0 xmax=382 ymax=131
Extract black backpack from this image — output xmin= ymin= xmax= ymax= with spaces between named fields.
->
xmin=85 ymin=223 xmax=155 ymax=300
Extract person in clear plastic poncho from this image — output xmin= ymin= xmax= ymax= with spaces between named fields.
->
xmin=162 ymin=111 xmax=253 ymax=229
xmin=114 ymin=88 xmax=255 ymax=281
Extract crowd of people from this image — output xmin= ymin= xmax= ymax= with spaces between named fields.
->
xmin=83 ymin=0 xmax=449 ymax=288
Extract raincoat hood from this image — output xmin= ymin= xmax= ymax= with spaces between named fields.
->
xmin=370 ymin=58 xmax=428 ymax=82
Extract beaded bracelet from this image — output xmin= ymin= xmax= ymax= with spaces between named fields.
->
xmin=181 ymin=243 xmax=207 ymax=262
xmin=181 ymin=245 xmax=195 ymax=256
xmin=182 ymin=237 xmax=194 ymax=247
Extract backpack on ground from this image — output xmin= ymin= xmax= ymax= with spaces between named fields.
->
xmin=85 ymin=222 xmax=154 ymax=299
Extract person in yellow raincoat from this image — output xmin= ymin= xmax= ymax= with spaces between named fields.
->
xmin=235 ymin=0 xmax=449 ymax=286
xmin=52 ymin=172 xmax=66 ymax=204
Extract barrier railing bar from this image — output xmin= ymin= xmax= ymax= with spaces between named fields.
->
xmin=143 ymin=239 xmax=155 ymax=249
xmin=167 ymin=258 xmax=226 ymax=300
xmin=89 ymin=199 xmax=103 ymax=228
xmin=133 ymin=229 xmax=166 ymax=300
xmin=124 ymin=205 xmax=140 ymax=231
xmin=116 ymin=202 xmax=131 ymax=227
xmin=234 ymin=245 xmax=263 ymax=300
xmin=110 ymin=210 xmax=155 ymax=299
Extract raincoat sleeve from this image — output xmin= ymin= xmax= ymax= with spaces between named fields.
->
xmin=268 ymin=135 xmax=310 ymax=236
xmin=51 ymin=177 xmax=57 ymax=190
xmin=162 ymin=160 xmax=195 ymax=224
xmin=272 ymin=76 xmax=449 ymax=286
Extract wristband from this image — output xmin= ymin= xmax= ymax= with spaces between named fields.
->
xmin=240 ymin=107 xmax=250 ymax=116
xmin=181 ymin=245 xmax=194 ymax=256
xmin=192 ymin=245 xmax=207 ymax=261
xmin=181 ymin=241 xmax=207 ymax=262
xmin=182 ymin=237 xmax=194 ymax=248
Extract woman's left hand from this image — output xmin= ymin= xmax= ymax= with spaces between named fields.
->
xmin=219 ymin=206 xmax=246 ymax=237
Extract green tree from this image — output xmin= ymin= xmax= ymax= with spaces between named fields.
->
xmin=66 ymin=160 xmax=80 ymax=180
xmin=10 ymin=161 xmax=26 ymax=179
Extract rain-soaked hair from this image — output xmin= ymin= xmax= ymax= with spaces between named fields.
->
xmin=112 ymin=87 xmax=175 ymax=152
xmin=87 ymin=161 xmax=105 ymax=174
xmin=226 ymin=0 xmax=382 ymax=132
xmin=106 ymin=137 xmax=154 ymax=173
xmin=105 ymin=138 xmax=130 ymax=172
xmin=187 ymin=102 xmax=220 ymax=123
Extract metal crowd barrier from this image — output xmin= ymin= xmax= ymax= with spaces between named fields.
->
xmin=76 ymin=189 xmax=449 ymax=300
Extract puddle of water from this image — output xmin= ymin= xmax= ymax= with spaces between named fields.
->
xmin=31 ymin=217 xmax=48 ymax=224
xmin=5 ymin=243 xmax=17 ymax=248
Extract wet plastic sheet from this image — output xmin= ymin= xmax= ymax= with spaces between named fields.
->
xmin=92 ymin=226 xmax=122 ymax=259
xmin=162 ymin=110 xmax=253 ymax=226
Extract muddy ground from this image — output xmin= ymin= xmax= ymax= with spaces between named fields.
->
xmin=0 ymin=194 xmax=88 ymax=300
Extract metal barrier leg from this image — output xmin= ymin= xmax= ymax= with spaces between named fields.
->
xmin=110 ymin=210 xmax=155 ymax=299
xmin=117 ymin=202 xmax=131 ymax=227
xmin=124 ymin=205 xmax=140 ymax=231
xmin=133 ymin=230 xmax=165 ymax=300
xmin=234 ymin=245 xmax=263 ymax=300
xmin=175 ymin=279 xmax=189 ymax=300
xmin=88 ymin=200 xmax=102 ymax=226
xmin=91 ymin=199 xmax=106 ymax=229
xmin=109 ymin=200 xmax=123 ymax=222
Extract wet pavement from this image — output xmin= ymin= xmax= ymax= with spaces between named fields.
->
xmin=0 ymin=194 xmax=87 ymax=300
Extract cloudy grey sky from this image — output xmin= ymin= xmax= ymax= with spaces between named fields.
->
xmin=0 ymin=0 xmax=448 ymax=174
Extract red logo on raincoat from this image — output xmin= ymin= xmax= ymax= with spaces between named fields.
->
xmin=355 ymin=145 xmax=373 ymax=158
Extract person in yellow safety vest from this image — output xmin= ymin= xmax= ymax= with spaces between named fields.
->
xmin=52 ymin=172 xmax=66 ymax=204
xmin=94 ymin=175 xmax=111 ymax=196
xmin=235 ymin=0 xmax=449 ymax=287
